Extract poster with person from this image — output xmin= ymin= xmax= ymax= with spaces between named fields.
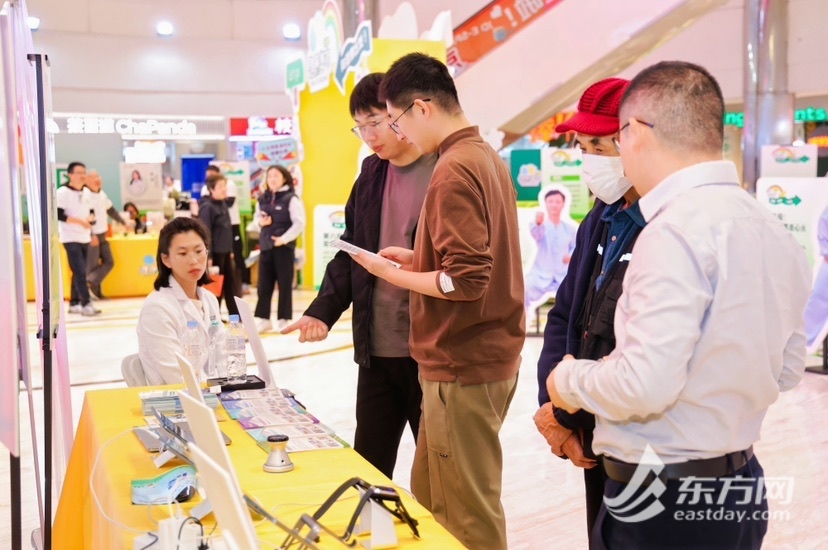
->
xmin=120 ymin=163 xmax=163 ymax=211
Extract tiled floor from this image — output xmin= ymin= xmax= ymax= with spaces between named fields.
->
xmin=1 ymin=291 xmax=827 ymax=548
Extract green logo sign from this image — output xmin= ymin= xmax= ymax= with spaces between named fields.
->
xmin=769 ymin=196 xmax=802 ymax=206
xmin=286 ymin=58 xmax=305 ymax=90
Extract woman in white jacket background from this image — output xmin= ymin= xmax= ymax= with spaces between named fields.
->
xmin=137 ymin=217 xmax=224 ymax=385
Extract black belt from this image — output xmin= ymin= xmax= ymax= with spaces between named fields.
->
xmin=602 ymin=446 xmax=754 ymax=487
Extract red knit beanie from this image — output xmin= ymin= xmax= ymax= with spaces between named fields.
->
xmin=555 ymin=78 xmax=630 ymax=137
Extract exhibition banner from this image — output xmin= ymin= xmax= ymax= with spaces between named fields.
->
xmin=511 ymin=149 xmax=542 ymax=202
xmin=540 ymin=147 xmax=590 ymax=220
xmin=212 ymin=161 xmax=252 ymax=214
xmin=756 ymin=177 xmax=828 ymax=267
xmin=312 ymin=204 xmax=346 ymax=288
xmin=447 ymin=0 xmax=563 ymax=74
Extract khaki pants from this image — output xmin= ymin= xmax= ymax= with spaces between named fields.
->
xmin=411 ymin=376 xmax=518 ymax=550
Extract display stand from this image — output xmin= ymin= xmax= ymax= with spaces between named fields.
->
xmin=24 ymin=52 xmax=56 ymax=550
xmin=806 ymin=336 xmax=828 ymax=375
xmin=352 ymin=486 xmax=398 ymax=549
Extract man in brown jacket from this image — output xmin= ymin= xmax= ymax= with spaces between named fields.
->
xmin=351 ymin=53 xmax=525 ymax=550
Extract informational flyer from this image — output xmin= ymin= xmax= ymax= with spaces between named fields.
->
xmin=312 ymin=204 xmax=347 ymax=289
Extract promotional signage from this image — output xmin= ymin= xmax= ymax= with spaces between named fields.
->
xmin=448 ymin=0 xmax=563 ymax=75
xmin=760 ymin=145 xmax=818 ymax=178
xmin=254 ymin=139 xmax=300 ymax=167
xmin=511 ymin=149 xmax=542 ymax=202
xmin=305 ymin=0 xmax=343 ymax=93
xmin=229 ymin=117 xmax=294 ymax=138
xmin=540 ymin=147 xmax=590 ymax=219
xmin=120 ymin=163 xmax=163 ymax=211
xmin=724 ymin=107 xmax=828 ymax=128
xmin=312 ymin=204 xmax=347 ymax=288
xmin=211 ymin=161 xmax=253 ymax=214
xmin=756 ymin=177 xmax=828 ymax=268
xmin=286 ymin=57 xmax=306 ymax=91
xmin=334 ymin=20 xmax=372 ymax=93
xmin=54 ymin=115 xmax=225 ymax=139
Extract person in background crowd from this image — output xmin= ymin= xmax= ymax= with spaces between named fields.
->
xmin=524 ymin=187 xmax=577 ymax=318
xmin=282 ymin=73 xmax=435 ymax=478
xmin=85 ymin=170 xmax=128 ymax=300
xmin=137 ymin=217 xmax=223 ymax=385
xmin=57 ymin=161 xmax=100 ymax=316
xmin=253 ymin=165 xmax=305 ymax=332
xmin=546 ymin=61 xmax=810 ymax=549
xmin=124 ymin=202 xmax=146 ymax=234
xmin=198 ymin=173 xmax=240 ymax=317
xmin=803 ymin=204 xmax=828 ymax=353
xmin=351 ymin=53 xmax=525 ymax=550
xmin=202 ymin=165 xmax=249 ymax=293
xmin=532 ymin=77 xmax=643 ymax=543
xmin=161 ymin=174 xmax=181 ymax=201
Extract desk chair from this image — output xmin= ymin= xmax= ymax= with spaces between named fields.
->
xmin=121 ymin=354 xmax=148 ymax=387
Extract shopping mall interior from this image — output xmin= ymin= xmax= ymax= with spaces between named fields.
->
xmin=1 ymin=0 xmax=827 ymax=548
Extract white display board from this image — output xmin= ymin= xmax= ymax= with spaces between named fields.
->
xmin=540 ymin=147 xmax=591 ymax=219
xmin=119 ymin=162 xmax=163 ymax=210
xmin=760 ymin=145 xmax=818 ymax=178
xmin=756 ymin=177 xmax=828 ymax=267
xmin=312 ymin=204 xmax=346 ymax=289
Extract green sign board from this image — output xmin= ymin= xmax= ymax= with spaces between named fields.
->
xmin=724 ymin=107 xmax=828 ymax=128
xmin=286 ymin=58 xmax=306 ymax=90
xmin=510 ymin=149 xmax=543 ymax=202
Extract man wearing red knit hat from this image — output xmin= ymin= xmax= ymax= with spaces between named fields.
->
xmin=533 ymin=77 xmax=645 ymax=543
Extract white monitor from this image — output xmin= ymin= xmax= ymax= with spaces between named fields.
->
xmin=175 ymin=352 xmax=206 ymax=405
xmin=177 ymin=390 xmax=238 ymax=483
xmin=233 ymin=296 xmax=276 ymax=388
xmin=188 ymin=442 xmax=259 ymax=549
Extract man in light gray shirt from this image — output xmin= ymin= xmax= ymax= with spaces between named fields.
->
xmin=547 ymin=61 xmax=810 ymax=549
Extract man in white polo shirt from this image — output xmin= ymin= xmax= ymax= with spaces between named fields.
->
xmin=56 ymin=162 xmax=100 ymax=316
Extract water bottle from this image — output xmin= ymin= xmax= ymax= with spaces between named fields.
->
xmin=182 ymin=320 xmax=205 ymax=382
xmin=226 ymin=314 xmax=247 ymax=384
xmin=207 ymin=317 xmax=227 ymax=380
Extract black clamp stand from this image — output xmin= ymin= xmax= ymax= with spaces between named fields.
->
xmin=307 ymin=477 xmax=420 ymax=548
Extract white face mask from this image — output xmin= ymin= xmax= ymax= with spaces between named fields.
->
xmin=580 ymin=153 xmax=630 ymax=204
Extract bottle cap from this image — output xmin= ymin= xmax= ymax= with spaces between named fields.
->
xmin=229 ymin=314 xmax=240 ymax=323
xmin=187 ymin=320 xmax=198 ymax=328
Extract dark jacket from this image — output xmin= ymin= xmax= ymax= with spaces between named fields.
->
xmin=537 ymin=197 xmax=644 ymax=434
xmin=198 ymin=197 xmax=233 ymax=254
xmin=537 ymin=198 xmax=609 ymax=407
xmin=305 ymin=154 xmax=405 ymax=369
xmin=258 ymin=189 xmax=296 ymax=251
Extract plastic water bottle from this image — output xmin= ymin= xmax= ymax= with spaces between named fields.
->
xmin=182 ymin=320 xmax=205 ymax=382
xmin=226 ymin=314 xmax=247 ymax=384
xmin=207 ymin=317 xmax=227 ymax=380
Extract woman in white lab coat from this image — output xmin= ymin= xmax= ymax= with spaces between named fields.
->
xmin=137 ymin=217 xmax=223 ymax=385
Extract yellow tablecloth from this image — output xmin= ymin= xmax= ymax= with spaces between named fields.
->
xmin=24 ymin=234 xmax=160 ymax=300
xmin=53 ymin=387 xmax=463 ymax=549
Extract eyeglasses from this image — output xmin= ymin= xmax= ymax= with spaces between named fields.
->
xmin=171 ymin=248 xmax=209 ymax=260
xmin=389 ymin=99 xmax=430 ymax=134
xmin=351 ymin=119 xmax=384 ymax=139
xmin=613 ymin=119 xmax=655 ymax=151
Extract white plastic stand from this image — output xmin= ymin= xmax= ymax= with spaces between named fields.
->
xmin=153 ymin=449 xmax=176 ymax=468
xmin=352 ymin=488 xmax=398 ymax=549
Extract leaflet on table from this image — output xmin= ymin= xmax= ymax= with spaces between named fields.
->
xmin=255 ymin=434 xmax=350 ymax=454
xmin=221 ymin=398 xmax=302 ymax=420
xmin=219 ymin=388 xmax=295 ymax=401
xmin=238 ymin=411 xmax=318 ymax=429
xmin=246 ymin=423 xmax=335 ymax=440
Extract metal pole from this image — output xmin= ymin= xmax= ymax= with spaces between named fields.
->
xmin=743 ymin=0 xmax=794 ymax=193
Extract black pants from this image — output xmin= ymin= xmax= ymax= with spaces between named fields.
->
xmin=211 ymin=252 xmax=240 ymax=316
xmin=86 ymin=232 xmax=114 ymax=288
xmin=255 ymin=246 xmax=294 ymax=321
xmin=353 ymin=356 xmax=422 ymax=479
xmin=591 ymin=454 xmax=768 ymax=550
xmin=232 ymin=224 xmax=250 ymax=285
xmin=63 ymin=242 xmax=91 ymax=306
xmin=584 ymin=455 xmax=606 ymax=544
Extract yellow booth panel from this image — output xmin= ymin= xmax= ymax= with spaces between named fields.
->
xmin=24 ymin=234 xmax=159 ymax=300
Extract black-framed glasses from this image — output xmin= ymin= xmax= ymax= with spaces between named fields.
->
xmin=351 ymin=119 xmax=384 ymax=139
xmin=613 ymin=119 xmax=655 ymax=151
xmin=389 ymin=98 xmax=430 ymax=134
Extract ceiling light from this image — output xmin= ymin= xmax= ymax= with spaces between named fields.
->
xmin=27 ymin=16 xmax=40 ymax=30
xmin=156 ymin=21 xmax=174 ymax=37
xmin=283 ymin=23 xmax=301 ymax=41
